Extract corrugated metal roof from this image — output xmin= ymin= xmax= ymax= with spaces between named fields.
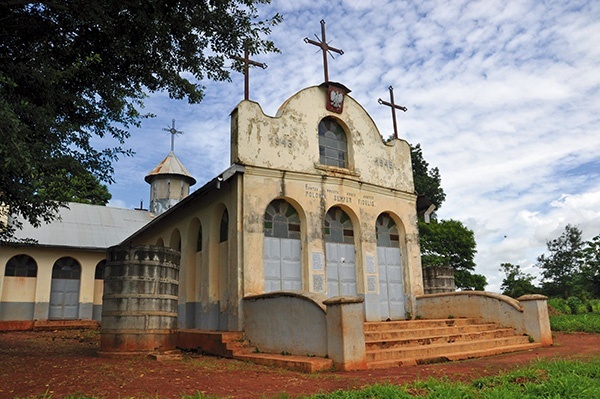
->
xmin=144 ymin=151 xmax=196 ymax=186
xmin=9 ymin=203 xmax=154 ymax=249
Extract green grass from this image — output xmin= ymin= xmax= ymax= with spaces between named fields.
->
xmin=550 ymin=312 xmax=600 ymax=333
xmin=299 ymin=359 xmax=600 ymax=399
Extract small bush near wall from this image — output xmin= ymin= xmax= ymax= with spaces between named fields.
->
xmin=548 ymin=297 xmax=599 ymax=315
xmin=550 ymin=313 xmax=600 ymax=333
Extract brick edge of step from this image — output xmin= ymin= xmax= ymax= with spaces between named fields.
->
xmin=367 ymin=342 xmax=542 ymax=369
xmin=234 ymin=352 xmax=334 ymax=373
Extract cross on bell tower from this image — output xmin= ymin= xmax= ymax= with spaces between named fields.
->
xmin=233 ymin=48 xmax=268 ymax=101
xmin=378 ymin=86 xmax=408 ymax=140
xmin=163 ymin=119 xmax=183 ymax=152
xmin=304 ymin=19 xmax=344 ymax=83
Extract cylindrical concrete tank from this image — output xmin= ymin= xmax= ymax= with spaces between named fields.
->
xmin=100 ymin=245 xmax=180 ymax=355
xmin=423 ymin=266 xmax=456 ymax=294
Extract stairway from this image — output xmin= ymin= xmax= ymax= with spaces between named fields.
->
xmin=364 ymin=317 xmax=542 ymax=369
xmin=177 ymin=330 xmax=333 ymax=372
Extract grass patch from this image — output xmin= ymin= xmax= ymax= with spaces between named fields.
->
xmin=301 ymin=358 xmax=600 ymax=399
xmin=550 ymin=313 xmax=600 ymax=333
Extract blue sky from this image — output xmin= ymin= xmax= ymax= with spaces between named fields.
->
xmin=106 ymin=0 xmax=600 ymax=292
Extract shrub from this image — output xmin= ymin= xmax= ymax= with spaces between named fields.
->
xmin=547 ymin=298 xmax=571 ymax=315
xmin=566 ymin=296 xmax=587 ymax=314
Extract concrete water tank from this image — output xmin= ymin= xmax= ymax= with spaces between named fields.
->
xmin=99 ymin=245 xmax=180 ymax=355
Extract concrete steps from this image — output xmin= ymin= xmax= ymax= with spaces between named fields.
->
xmin=177 ymin=330 xmax=246 ymax=358
xmin=177 ymin=329 xmax=333 ymax=372
xmin=365 ymin=318 xmax=541 ymax=369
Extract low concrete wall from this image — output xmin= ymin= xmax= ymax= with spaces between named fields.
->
xmin=244 ymin=291 xmax=328 ymax=357
xmin=415 ymin=291 xmax=552 ymax=346
xmin=243 ymin=291 xmax=367 ymax=370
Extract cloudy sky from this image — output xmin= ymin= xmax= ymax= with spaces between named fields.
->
xmin=106 ymin=0 xmax=600 ymax=292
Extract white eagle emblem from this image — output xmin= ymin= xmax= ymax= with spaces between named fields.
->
xmin=330 ymin=89 xmax=343 ymax=108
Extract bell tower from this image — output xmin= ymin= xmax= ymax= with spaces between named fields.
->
xmin=145 ymin=120 xmax=196 ymax=215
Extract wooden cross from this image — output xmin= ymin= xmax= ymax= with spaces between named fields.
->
xmin=304 ymin=19 xmax=344 ymax=82
xmin=378 ymin=86 xmax=408 ymax=140
xmin=162 ymin=119 xmax=183 ymax=152
xmin=233 ymin=48 xmax=267 ymax=100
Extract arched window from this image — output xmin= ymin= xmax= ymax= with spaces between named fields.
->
xmin=52 ymin=257 xmax=81 ymax=279
xmin=376 ymin=213 xmax=400 ymax=247
xmin=95 ymin=260 xmax=106 ymax=280
xmin=318 ymin=117 xmax=348 ymax=168
xmin=220 ymin=209 xmax=229 ymax=243
xmin=264 ymin=200 xmax=301 ymax=239
xmin=5 ymin=254 xmax=37 ymax=277
xmin=324 ymin=207 xmax=354 ymax=244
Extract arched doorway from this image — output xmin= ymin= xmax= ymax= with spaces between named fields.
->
xmin=376 ymin=213 xmax=405 ymax=320
xmin=49 ymin=257 xmax=81 ymax=320
xmin=325 ymin=206 xmax=357 ymax=297
xmin=263 ymin=199 xmax=302 ymax=292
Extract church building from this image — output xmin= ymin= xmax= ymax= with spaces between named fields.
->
xmin=122 ymin=82 xmax=424 ymax=330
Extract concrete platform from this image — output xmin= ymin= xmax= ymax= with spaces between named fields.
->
xmin=234 ymin=352 xmax=334 ymax=373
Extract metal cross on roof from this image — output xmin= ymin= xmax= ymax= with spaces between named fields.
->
xmin=304 ymin=19 xmax=344 ymax=83
xmin=162 ymin=119 xmax=183 ymax=152
xmin=378 ymin=86 xmax=408 ymax=140
xmin=233 ymin=48 xmax=268 ymax=101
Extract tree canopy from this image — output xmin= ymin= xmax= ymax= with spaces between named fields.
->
xmin=535 ymin=224 xmax=600 ymax=299
xmin=419 ymin=218 xmax=487 ymax=290
xmin=0 ymin=0 xmax=281 ymax=239
xmin=411 ymin=143 xmax=446 ymax=211
xmin=499 ymin=263 xmax=538 ymax=298
xmin=35 ymin=157 xmax=112 ymax=206
xmin=498 ymin=225 xmax=600 ymax=300
xmin=537 ymin=224 xmax=585 ymax=298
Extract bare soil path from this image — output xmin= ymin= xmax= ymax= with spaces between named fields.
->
xmin=1 ymin=330 xmax=599 ymax=399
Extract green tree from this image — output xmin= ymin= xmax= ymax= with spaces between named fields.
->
xmin=582 ymin=234 xmax=600 ymax=298
xmin=419 ymin=219 xmax=486 ymax=290
xmin=0 ymin=0 xmax=281 ymax=240
xmin=411 ymin=143 xmax=446 ymax=211
xmin=36 ymin=157 xmax=112 ymax=206
xmin=499 ymin=263 xmax=538 ymax=298
xmin=537 ymin=224 xmax=585 ymax=298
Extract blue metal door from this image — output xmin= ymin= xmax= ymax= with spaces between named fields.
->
xmin=49 ymin=258 xmax=81 ymax=320
xmin=378 ymin=246 xmax=404 ymax=319
xmin=264 ymin=237 xmax=302 ymax=292
xmin=326 ymin=242 xmax=357 ymax=297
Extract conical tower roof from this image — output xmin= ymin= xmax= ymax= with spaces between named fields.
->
xmin=145 ymin=151 xmax=196 ymax=186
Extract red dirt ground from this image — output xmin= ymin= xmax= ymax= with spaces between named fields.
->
xmin=1 ymin=330 xmax=599 ymax=399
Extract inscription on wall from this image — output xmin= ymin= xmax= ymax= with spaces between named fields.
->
xmin=375 ymin=157 xmax=396 ymax=170
xmin=268 ymin=134 xmax=293 ymax=149
xmin=365 ymin=255 xmax=378 ymax=293
xmin=304 ymin=184 xmax=376 ymax=207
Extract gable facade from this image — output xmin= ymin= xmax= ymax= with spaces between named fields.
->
xmin=124 ymin=85 xmax=424 ymax=330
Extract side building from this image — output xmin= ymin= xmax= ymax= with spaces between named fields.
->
xmin=0 ymin=203 xmax=153 ymax=330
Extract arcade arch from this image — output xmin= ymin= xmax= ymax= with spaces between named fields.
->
xmin=263 ymin=199 xmax=302 ymax=292
xmin=324 ymin=206 xmax=357 ymax=297
xmin=376 ymin=212 xmax=405 ymax=320
xmin=49 ymin=257 xmax=81 ymax=320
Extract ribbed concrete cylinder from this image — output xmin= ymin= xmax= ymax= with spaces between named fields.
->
xmin=100 ymin=245 xmax=180 ymax=355
xmin=423 ymin=266 xmax=456 ymax=294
